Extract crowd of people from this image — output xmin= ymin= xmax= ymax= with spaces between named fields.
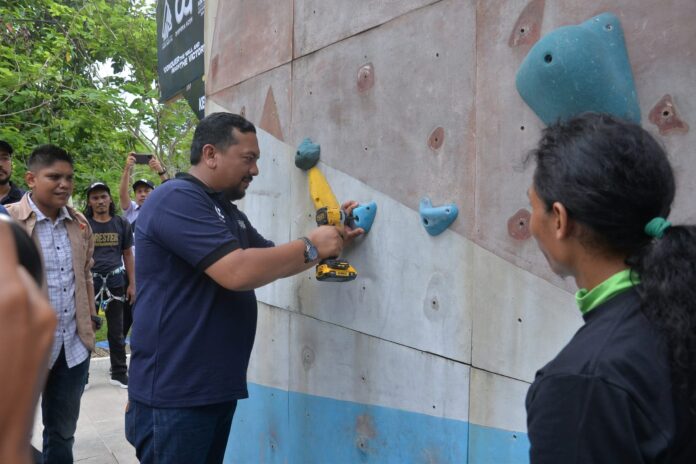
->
xmin=1 ymin=112 xmax=694 ymax=464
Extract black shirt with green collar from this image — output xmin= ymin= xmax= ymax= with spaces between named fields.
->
xmin=527 ymin=288 xmax=696 ymax=463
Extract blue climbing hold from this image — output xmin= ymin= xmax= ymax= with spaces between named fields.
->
xmin=419 ymin=197 xmax=458 ymax=236
xmin=351 ymin=202 xmax=377 ymax=234
xmin=516 ymin=12 xmax=640 ymax=125
xmin=295 ymin=138 xmax=321 ymax=170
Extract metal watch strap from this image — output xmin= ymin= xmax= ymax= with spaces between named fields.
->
xmin=300 ymin=236 xmax=314 ymax=263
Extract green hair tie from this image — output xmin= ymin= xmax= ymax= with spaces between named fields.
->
xmin=644 ymin=217 xmax=672 ymax=239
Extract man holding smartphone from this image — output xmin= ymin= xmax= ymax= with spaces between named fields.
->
xmin=118 ymin=152 xmax=168 ymax=339
xmin=119 ymin=152 xmax=169 ymax=225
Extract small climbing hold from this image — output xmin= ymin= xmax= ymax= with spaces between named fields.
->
xmin=428 ymin=127 xmax=445 ymax=150
xmin=357 ymin=63 xmax=374 ymax=93
xmin=508 ymin=0 xmax=546 ymax=48
xmin=350 ymin=202 xmax=377 ymax=234
xmin=508 ymin=209 xmax=531 ymax=240
xmin=295 ymin=138 xmax=321 ymax=170
xmin=648 ymin=94 xmax=689 ymax=136
xmin=419 ymin=197 xmax=458 ymax=236
xmin=516 ymin=12 xmax=640 ymax=125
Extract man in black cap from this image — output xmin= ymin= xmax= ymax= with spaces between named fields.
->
xmin=85 ymin=181 xmax=134 ymax=388
xmin=0 ymin=140 xmax=25 ymax=205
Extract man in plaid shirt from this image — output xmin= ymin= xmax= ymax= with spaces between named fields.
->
xmin=7 ymin=144 xmax=98 ymax=463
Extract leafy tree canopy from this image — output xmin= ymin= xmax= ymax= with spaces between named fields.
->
xmin=0 ymin=0 xmax=195 ymax=205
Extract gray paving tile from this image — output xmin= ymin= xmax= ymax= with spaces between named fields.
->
xmin=31 ymin=356 xmax=136 ymax=464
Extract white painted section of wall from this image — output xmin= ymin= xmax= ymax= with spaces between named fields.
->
xmin=246 ymin=302 xmax=291 ymax=391
xmin=294 ymin=164 xmax=475 ymax=364
xmin=469 ymin=368 xmax=530 ymax=433
xmin=288 ymin=310 xmax=471 ymax=422
xmin=239 ymin=133 xmax=300 ymax=310
xmin=240 ymin=129 xmax=473 ymax=362
xmin=471 ymin=245 xmax=581 ymax=382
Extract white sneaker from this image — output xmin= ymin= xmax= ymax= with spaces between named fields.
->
xmin=109 ymin=374 xmax=128 ymax=389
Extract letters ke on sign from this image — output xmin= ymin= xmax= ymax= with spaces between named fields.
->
xmin=157 ymin=0 xmax=204 ymax=102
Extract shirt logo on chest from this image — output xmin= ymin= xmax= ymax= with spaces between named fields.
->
xmin=237 ymin=220 xmax=246 ymax=230
xmin=214 ymin=206 xmax=226 ymax=223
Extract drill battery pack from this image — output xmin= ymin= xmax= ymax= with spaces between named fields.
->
xmin=316 ymin=258 xmax=357 ymax=282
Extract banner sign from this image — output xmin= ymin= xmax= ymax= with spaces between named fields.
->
xmin=183 ymin=77 xmax=205 ymax=120
xmin=157 ymin=0 xmax=205 ymax=102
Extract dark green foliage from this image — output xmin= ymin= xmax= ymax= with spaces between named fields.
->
xmin=0 ymin=0 xmax=195 ymax=204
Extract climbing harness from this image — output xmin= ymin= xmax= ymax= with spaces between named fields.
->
xmin=93 ymin=266 xmax=126 ymax=312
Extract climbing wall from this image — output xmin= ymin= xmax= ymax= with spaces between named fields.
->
xmin=202 ymin=1 xmax=696 ymax=462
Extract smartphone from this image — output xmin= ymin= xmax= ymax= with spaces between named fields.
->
xmin=133 ymin=153 xmax=153 ymax=164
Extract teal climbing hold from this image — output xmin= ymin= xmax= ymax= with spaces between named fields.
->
xmin=516 ymin=12 xmax=640 ymax=125
xmin=295 ymin=138 xmax=321 ymax=170
xmin=351 ymin=202 xmax=377 ymax=234
xmin=419 ymin=198 xmax=458 ymax=236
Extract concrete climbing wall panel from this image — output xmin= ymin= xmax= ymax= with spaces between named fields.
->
xmin=207 ymin=0 xmax=293 ymax=95
xmin=470 ymin=243 xmax=580 ymax=382
xmin=293 ymin=0 xmax=440 ymax=57
xmin=240 ymin=130 xmax=299 ymax=310
xmin=227 ymin=303 xmax=471 ymax=463
xmin=294 ymin=163 xmax=473 ymax=363
xmin=468 ymin=369 xmax=531 ymax=463
xmin=246 ymin=303 xmax=291 ymax=393
xmin=290 ymin=0 xmax=477 ymax=238
xmin=287 ymin=312 xmax=470 ymax=463
xmin=237 ymin=129 xmax=474 ymax=363
xmin=288 ymin=313 xmax=470 ymax=422
xmin=208 ymin=64 xmax=292 ymax=142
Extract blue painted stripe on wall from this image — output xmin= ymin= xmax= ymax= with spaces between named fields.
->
xmin=225 ymin=383 xmax=529 ymax=463
xmin=468 ymin=424 xmax=530 ymax=464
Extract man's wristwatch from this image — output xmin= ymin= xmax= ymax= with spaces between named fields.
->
xmin=157 ymin=168 xmax=167 ymax=176
xmin=91 ymin=315 xmax=103 ymax=330
xmin=300 ymin=236 xmax=318 ymax=263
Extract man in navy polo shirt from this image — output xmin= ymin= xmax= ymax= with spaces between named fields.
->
xmin=126 ymin=112 xmax=364 ymax=463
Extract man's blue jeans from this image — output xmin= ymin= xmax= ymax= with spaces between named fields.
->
xmin=42 ymin=347 xmax=90 ymax=464
xmin=125 ymin=398 xmax=237 ymax=464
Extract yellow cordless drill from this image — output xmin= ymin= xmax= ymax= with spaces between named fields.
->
xmin=308 ymin=167 xmax=357 ymax=282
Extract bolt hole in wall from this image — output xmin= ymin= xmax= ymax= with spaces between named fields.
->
xmin=520 ymin=125 xmax=525 ymax=131
xmin=663 ymin=110 xmax=671 ymax=117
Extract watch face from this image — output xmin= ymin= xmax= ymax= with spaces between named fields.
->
xmin=308 ymin=244 xmax=318 ymax=261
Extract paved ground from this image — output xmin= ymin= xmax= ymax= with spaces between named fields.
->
xmin=32 ymin=356 xmax=138 ymax=463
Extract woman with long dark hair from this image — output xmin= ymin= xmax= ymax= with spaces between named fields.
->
xmin=526 ymin=113 xmax=696 ymax=463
